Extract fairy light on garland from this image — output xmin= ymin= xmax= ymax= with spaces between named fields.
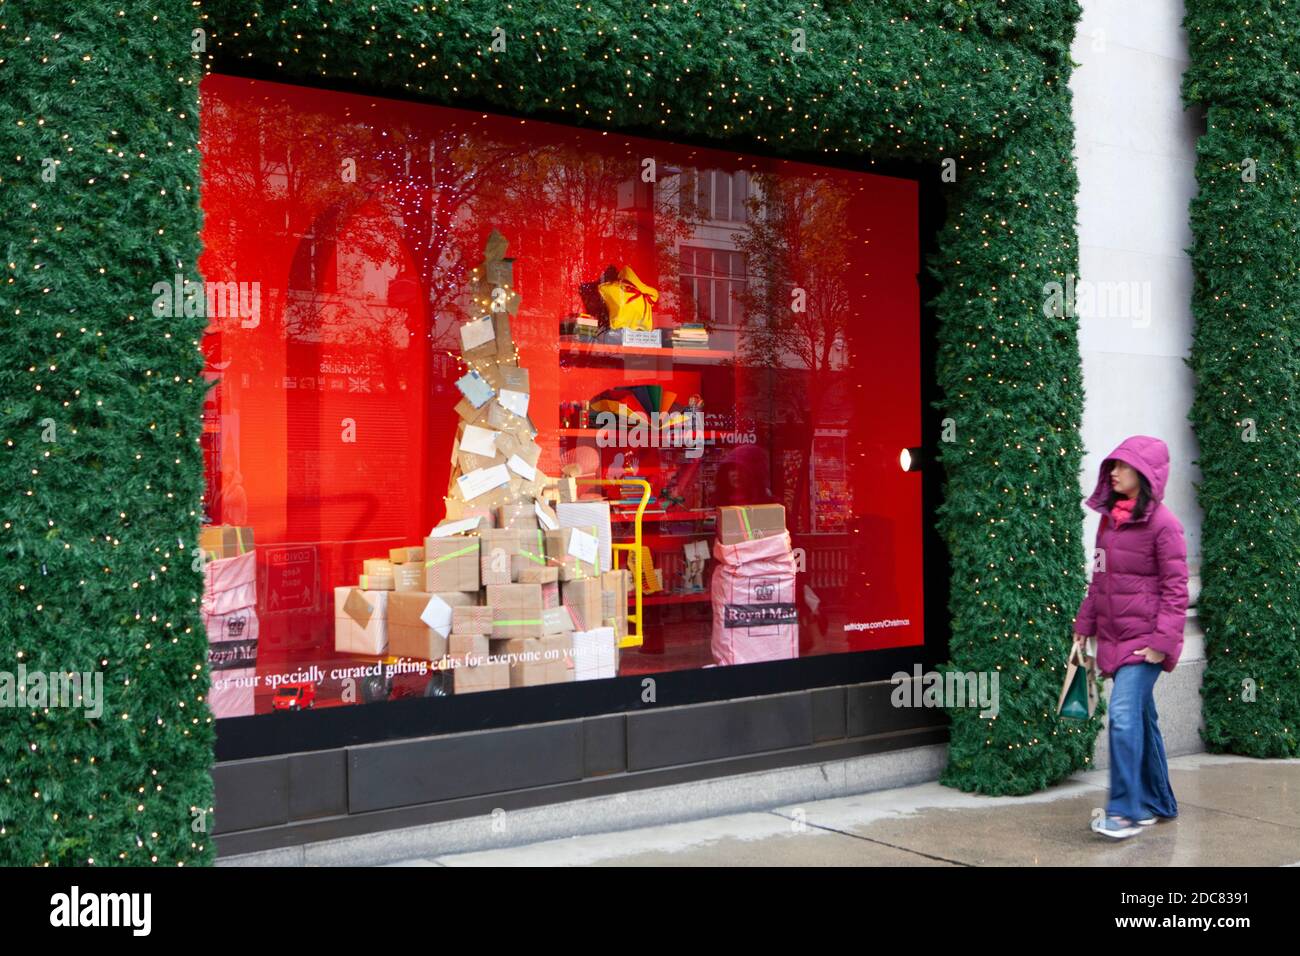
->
xmin=1182 ymin=2 xmax=1300 ymax=758
xmin=1 ymin=3 xmax=216 ymax=865
xmin=2 ymin=0 xmax=1118 ymax=866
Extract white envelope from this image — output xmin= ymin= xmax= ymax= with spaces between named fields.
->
xmin=428 ymin=517 xmax=482 ymax=538
xmin=460 ymin=314 xmax=495 ymax=351
xmin=557 ymin=501 xmax=612 ymax=573
xmin=461 ymin=424 xmax=499 ymax=458
xmin=498 ymin=388 xmax=529 ymax=417
xmin=567 ymin=528 xmax=599 ymax=567
xmin=420 ymin=594 xmax=453 ymax=638
xmin=457 ymin=463 xmax=510 ymax=501
xmin=506 ymin=454 xmax=536 ymax=481
xmin=534 ymin=501 xmax=559 ymax=531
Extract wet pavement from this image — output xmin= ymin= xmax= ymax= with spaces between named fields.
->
xmin=385 ymin=754 xmax=1300 ymax=866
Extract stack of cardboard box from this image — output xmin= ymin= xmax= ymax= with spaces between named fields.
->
xmin=332 ymin=229 xmax=633 ymax=693
xmin=200 ymin=525 xmax=259 ymax=718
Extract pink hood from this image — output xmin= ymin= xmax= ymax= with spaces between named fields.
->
xmin=1084 ymin=434 xmax=1170 ymax=518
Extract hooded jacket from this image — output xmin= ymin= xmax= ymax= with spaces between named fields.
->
xmin=1072 ymin=436 xmax=1189 ymax=677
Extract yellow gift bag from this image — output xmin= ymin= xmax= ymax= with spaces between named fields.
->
xmin=599 ymin=266 xmax=659 ymax=332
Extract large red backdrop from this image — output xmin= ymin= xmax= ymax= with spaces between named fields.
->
xmin=198 ymin=73 xmax=924 ymax=706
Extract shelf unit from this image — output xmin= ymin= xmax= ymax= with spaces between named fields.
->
xmin=559 ymin=338 xmax=733 ymax=364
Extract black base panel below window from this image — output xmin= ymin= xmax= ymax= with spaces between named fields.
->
xmin=213 ymin=681 xmax=949 ymax=858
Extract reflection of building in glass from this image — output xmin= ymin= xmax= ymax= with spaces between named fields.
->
xmin=665 ymin=166 xmax=853 ymax=538
xmin=669 ymin=168 xmax=753 ymax=355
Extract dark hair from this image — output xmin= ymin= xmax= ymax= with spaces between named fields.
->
xmin=1104 ymin=465 xmax=1154 ymax=522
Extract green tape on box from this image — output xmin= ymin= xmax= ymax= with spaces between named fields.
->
xmin=426 ymin=543 xmax=478 ymax=566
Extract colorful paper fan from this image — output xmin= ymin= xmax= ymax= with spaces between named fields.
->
xmin=589 ymin=394 xmax=648 ymax=426
xmin=590 ymin=385 xmax=691 ymax=429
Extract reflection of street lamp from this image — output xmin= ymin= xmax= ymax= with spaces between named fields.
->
xmin=899 ymin=447 xmax=923 ymax=472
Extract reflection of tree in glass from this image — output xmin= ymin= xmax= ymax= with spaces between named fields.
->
xmin=731 ymin=175 xmax=850 ymax=532
xmin=494 ymin=148 xmax=697 ymax=324
xmin=201 ymin=90 xmax=532 ymax=358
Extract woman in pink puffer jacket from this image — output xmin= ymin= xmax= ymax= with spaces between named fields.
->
xmin=1072 ymin=435 xmax=1188 ymax=839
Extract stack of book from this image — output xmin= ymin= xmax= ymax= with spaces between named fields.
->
xmin=564 ymin=313 xmax=600 ymax=341
xmin=672 ymin=324 xmax=709 ymax=349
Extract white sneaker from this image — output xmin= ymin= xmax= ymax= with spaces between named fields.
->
xmin=1092 ymin=815 xmax=1142 ymax=838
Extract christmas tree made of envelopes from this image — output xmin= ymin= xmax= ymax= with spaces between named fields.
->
xmin=444 ymin=228 xmax=551 ymax=518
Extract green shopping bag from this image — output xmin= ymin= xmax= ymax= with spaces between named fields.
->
xmin=1056 ymin=641 xmax=1099 ymax=720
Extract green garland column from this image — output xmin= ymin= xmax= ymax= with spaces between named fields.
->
xmin=1183 ymin=3 xmax=1300 ymax=757
xmin=0 ymin=1 xmax=215 ymax=864
xmin=934 ymin=116 xmax=1093 ymax=794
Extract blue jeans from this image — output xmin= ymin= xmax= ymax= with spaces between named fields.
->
xmin=1106 ymin=661 xmax=1178 ymax=821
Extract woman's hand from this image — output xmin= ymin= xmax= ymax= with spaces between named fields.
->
xmin=1073 ymin=632 xmax=1088 ymax=646
xmin=1134 ymin=646 xmax=1166 ymax=663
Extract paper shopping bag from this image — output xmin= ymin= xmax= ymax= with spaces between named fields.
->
xmin=1056 ymin=642 xmax=1099 ymax=720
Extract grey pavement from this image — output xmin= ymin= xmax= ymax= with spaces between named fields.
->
xmin=382 ymin=754 xmax=1300 ymax=866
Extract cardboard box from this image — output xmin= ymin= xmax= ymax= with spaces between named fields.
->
xmin=452 ymin=605 xmax=493 ymax=636
xmin=518 ymin=565 xmax=559 ymax=585
xmin=718 ymin=504 xmax=787 ymax=546
xmin=601 ymin=568 xmax=630 ymax=624
xmin=333 ymin=587 xmax=388 ymax=656
xmin=573 ymin=627 xmax=618 ymax=681
xmin=562 ymin=577 xmax=604 ymax=631
xmin=449 ymin=632 xmax=490 ymax=658
xmin=557 ymin=501 xmax=613 ymax=573
xmin=544 ymin=526 xmax=601 ymax=581
xmin=542 ymin=605 xmax=575 ymax=636
xmin=604 ymin=615 xmax=628 ymax=642
xmin=479 ymin=528 xmax=518 ymax=585
xmin=424 ymin=536 xmax=481 ymax=592
xmin=363 ymin=558 xmax=393 ymax=576
xmin=486 ymin=583 xmax=544 ymax=639
xmin=389 ymin=546 xmax=425 ymax=564
xmin=392 ymin=563 xmax=425 ymax=592
xmin=557 ymin=477 xmax=579 ymax=503
xmin=387 ymin=591 xmax=476 ymax=659
xmin=450 ymin=657 xmax=510 ymax=694
xmin=520 ymin=564 xmax=560 ymax=608
xmin=512 ymin=528 xmax=549 ymax=581
xmin=498 ymin=503 xmax=539 ymax=530
xmin=491 ymin=635 xmax=573 ymax=687
xmin=200 ymin=525 xmax=255 ymax=560
xmin=358 ymin=572 xmax=394 ymax=591
xmin=386 ymin=591 xmax=446 ymax=661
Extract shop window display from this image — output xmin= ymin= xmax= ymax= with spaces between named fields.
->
xmin=198 ymin=74 xmax=924 ymax=717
